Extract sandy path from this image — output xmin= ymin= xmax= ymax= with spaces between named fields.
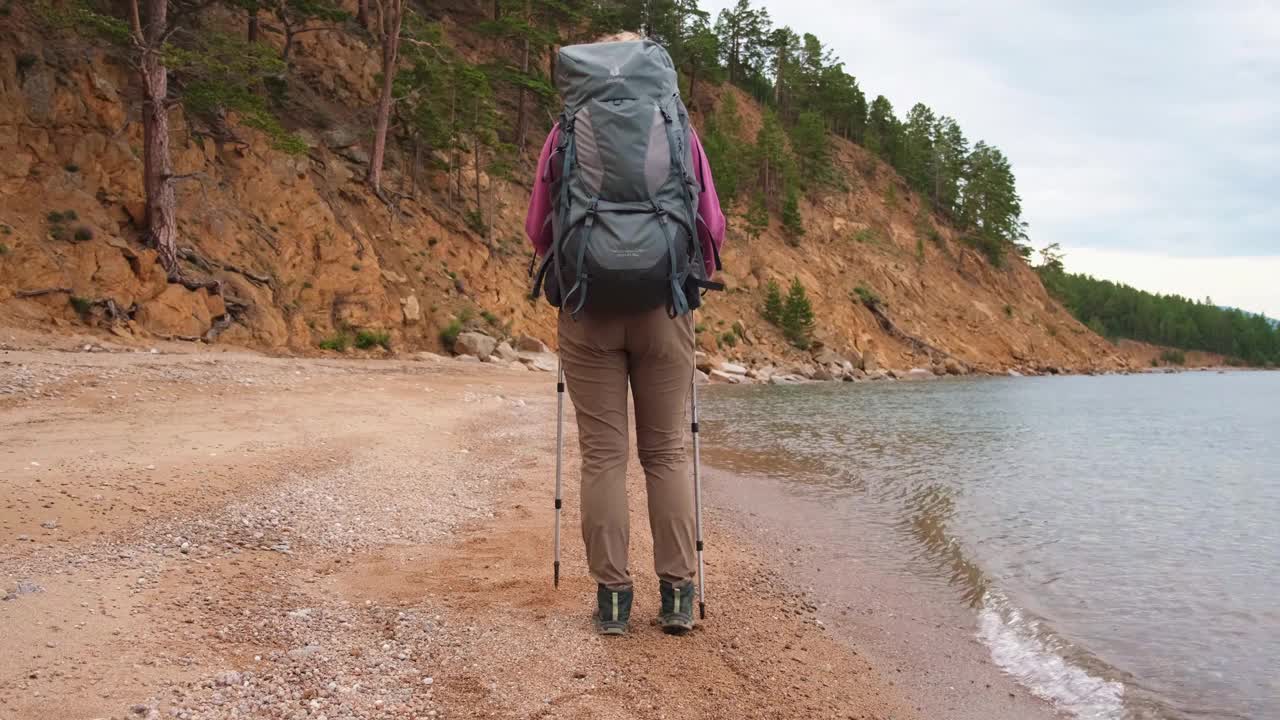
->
xmin=1 ymin=345 xmax=915 ymax=720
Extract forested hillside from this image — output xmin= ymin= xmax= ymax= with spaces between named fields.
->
xmin=1036 ymin=248 xmax=1279 ymax=366
xmin=0 ymin=0 xmax=1141 ymax=374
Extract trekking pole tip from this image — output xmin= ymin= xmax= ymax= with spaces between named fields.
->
xmin=554 ymin=561 xmax=560 ymax=588
xmin=699 ymin=601 xmax=706 ymax=620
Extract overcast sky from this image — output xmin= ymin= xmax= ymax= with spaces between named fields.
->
xmin=699 ymin=1 xmax=1279 ymax=317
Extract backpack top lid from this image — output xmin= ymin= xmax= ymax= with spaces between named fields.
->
xmin=555 ymin=39 xmax=678 ymax=112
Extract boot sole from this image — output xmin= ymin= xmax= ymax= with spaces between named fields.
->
xmin=660 ymin=619 xmax=694 ymax=635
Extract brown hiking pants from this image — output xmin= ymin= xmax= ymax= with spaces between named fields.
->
xmin=558 ymin=306 xmax=696 ymax=591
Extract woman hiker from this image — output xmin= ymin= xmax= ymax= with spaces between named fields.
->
xmin=524 ymin=31 xmax=727 ymax=635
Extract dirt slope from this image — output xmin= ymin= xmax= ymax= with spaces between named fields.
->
xmin=0 ymin=2 xmax=1134 ymax=374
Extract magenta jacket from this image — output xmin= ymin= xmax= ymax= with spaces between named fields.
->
xmin=524 ymin=125 xmax=727 ymax=277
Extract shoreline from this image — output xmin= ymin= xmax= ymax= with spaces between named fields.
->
xmin=1 ymin=345 xmax=920 ymax=719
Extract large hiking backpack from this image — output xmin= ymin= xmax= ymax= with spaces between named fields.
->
xmin=532 ymin=39 xmax=719 ymax=317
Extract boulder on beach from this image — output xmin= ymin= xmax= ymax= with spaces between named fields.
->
xmin=903 ymin=367 xmax=935 ymax=381
xmin=708 ymin=369 xmax=745 ymax=384
xmin=454 ymin=332 xmax=497 ymax=360
xmin=517 ymin=351 xmax=558 ymax=373
xmin=514 ymin=335 xmax=549 ymax=353
xmin=769 ymin=374 xmax=808 ymax=385
xmin=493 ymin=341 xmax=519 ymax=362
xmin=717 ymin=361 xmax=748 ymax=376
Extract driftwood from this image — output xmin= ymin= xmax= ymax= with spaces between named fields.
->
xmin=858 ymin=296 xmax=971 ymax=372
xmin=15 ymin=287 xmax=72 ymax=298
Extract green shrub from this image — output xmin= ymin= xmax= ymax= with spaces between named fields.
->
xmin=0 ymin=224 xmax=11 ymax=235
xmin=64 ymin=163 xmax=80 ymax=173
xmin=62 ymin=209 xmax=77 ymax=221
xmin=884 ymin=183 xmax=898 ymax=210
xmin=915 ymin=236 xmax=925 ymax=263
xmin=480 ymin=310 xmax=499 ymax=326
xmin=440 ymin=318 xmax=463 ymax=349
xmin=1159 ymin=349 xmax=1186 ymax=365
xmin=720 ymin=331 xmax=738 ymax=347
xmin=354 ymin=329 xmax=391 ymax=351
xmin=853 ymin=285 xmax=881 ymax=306
xmin=964 ymin=233 xmax=1006 ymax=267
xmin=318 ymin=333 xmax=351 ymax=352
xmin=0 ymin=243 xmax=8 ymax=256
xmin=732 ymin=320 xmax=745 ymax=339
xmin=69 ymin=296 xmax=93 ymax=314
xmin=301 ymin=281 xmax=313 ymax=290
xmin=351 ymin=263 xmax=362 ymax=272
xmin=694 ymin=323 xmax=706 ymax=334
xmin=1004 ymin=304 xmax=1014 ymax=318
xmin=73 ymin=226 xmax=93 ymax=242
xmin=1150 ymin=358 xmax=1158 ymax=368
xmin=47 ymin=211 xmax=64 ymax=223
xmin=1047 ymin=325 xmax=1059 ymax=337
xmin=464 ymin=210 xmax=487 ymax=236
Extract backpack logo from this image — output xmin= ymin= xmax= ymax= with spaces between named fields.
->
xmin=609 ymin=64 xmax=621 ymax=77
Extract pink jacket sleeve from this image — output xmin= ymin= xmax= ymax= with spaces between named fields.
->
xmin=524 ymin=126 xmax=560 ymax=258
xmin=524 ymin=124 xmax=727 ymax=277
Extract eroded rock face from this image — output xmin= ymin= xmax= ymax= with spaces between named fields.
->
xmin=0 ymin=20 xmax=1143 ymax=373
xmin=135 ymin=285 xmax=214 ymax=338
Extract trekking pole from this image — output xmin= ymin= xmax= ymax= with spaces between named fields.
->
xmin=553 ymin=358 xmax=565 ymax=588
xmin=691 ymin=370 xmax=707 ymax=619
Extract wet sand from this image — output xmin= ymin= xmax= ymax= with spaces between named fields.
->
xmin=2 ymin=340 xmax=920 ymax=719
xmin=704 ymin=467 xmax=1065 ymax=719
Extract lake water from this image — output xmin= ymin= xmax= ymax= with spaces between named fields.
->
xmin=700 ymin=372 xmax=1280 ymax=720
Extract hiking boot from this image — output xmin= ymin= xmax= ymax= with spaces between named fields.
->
xmin=593 ymin=585 xmax=633 ymax=636
xmin=659 ymin=581 xmax=696 ymax=634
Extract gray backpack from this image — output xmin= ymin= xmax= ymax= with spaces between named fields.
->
xmin=531 ymin=39 xmax=721 ymax=317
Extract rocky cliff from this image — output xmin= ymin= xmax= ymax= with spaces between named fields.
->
xmin=0 ymin=2 xmax=1136 ymax=376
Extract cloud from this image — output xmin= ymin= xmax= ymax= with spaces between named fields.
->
xmin=698 ymin=0 xmax=1279 ymax=258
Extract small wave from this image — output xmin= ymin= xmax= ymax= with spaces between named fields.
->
xmin=978 ymin=590 xmax=1128 ymax=720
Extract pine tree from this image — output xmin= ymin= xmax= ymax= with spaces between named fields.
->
xmin=701 ymin=91 xmax=745 ymax=202
xmin=745 ymin=190 xmax=769 ymax=240
xmin=865 ymin=94 xmax=900 ymax=166
xmin=782 ymin=277 xmax=816 ymax=349
xmin=781 ymin=186 xmax=803 ymax=242
xmin=790 ymin=110 xmax=829 ymax=188
xmin=901 ymin=102 xmax=937 ymax=194
xmin=762 ymin=279 xmax=784 ymax=325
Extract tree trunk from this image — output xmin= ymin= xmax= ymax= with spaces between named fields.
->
xmin=366 ymin=0 xmax=403 ymax=196
xmin=515 ymin=0 xmax=530 ymax=152
xmin=356 ymin=0 xmax=369 ymax=30
xmin=493 ymin=0 xmax=500 ymax=21
xmin=688 ymin=64 xmax=697 ymax=109
xmin=247 ymin=10 xmax=259 ymax=42
xmin=473 ymin=100 xmax=483 ymax=237
xmin=282 ymin=26 xmax=295 ymax=63
xmin=448 ymin=82 xmax=457 ymax=208
xmin=411 ymin=140 xmax=421 ymax=196
xmin=137 ymin=0 xmax=180 ymax=279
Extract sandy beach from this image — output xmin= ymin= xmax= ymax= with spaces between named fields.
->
xmin=1 ymin=336 xmax=943 ymax=720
